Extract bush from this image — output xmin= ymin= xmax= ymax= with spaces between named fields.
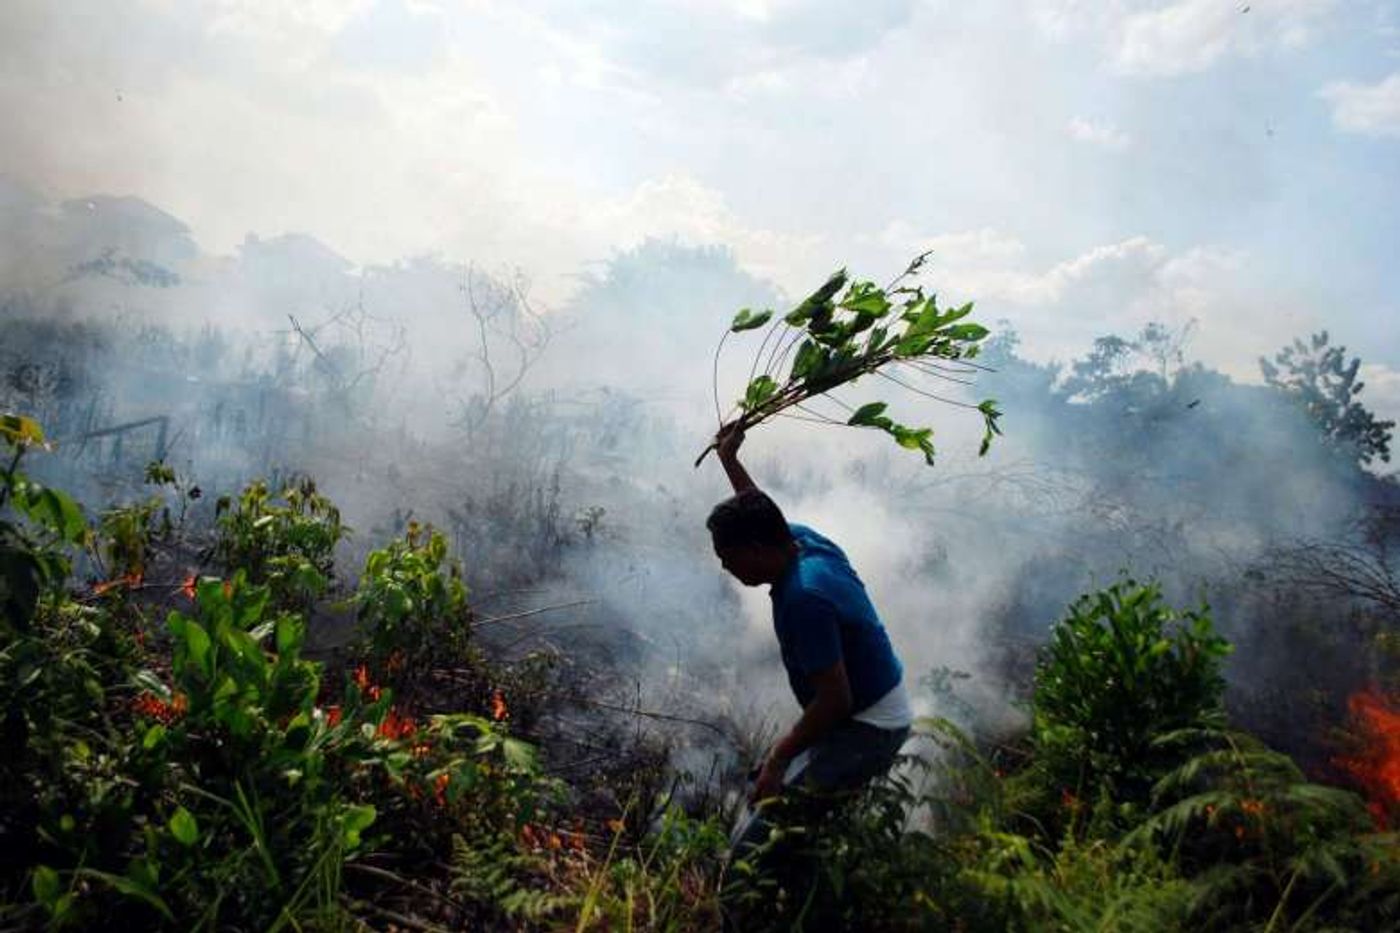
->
xmin=0 ymin=423 xmax=549 ymax=929
xmin=211 ymin=477 xmax=344 ymax=613
xmin=1015 ymin=579 xmax=1231 ymax=835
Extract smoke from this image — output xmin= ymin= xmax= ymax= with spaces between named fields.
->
xmin=0 ymin=175 xmax=1394 ymax=784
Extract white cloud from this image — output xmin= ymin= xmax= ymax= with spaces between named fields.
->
xmin=877 ymin=223 xmax=1028 ymax=268
xmin=586 ymin=173 xmax=828 ymax=289
xmin=1318 ymin=72 xmax=1400 ymax=137
xmin=1032 ymin=0 xmax=1336 ymax=77
xmin=942 ymin=235 xmax=1168 ymax=308
xmin=873 ymin=222 xmax=1314 ymax=379
xmin=1067 ymin=116 xmax=1132 ymax=150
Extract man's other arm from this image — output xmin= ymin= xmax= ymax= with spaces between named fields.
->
xmin=752 ymin=661 xmax=853 ymax=802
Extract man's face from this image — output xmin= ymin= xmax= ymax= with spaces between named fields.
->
xmin=713 ymin=541 xmax=768 ymax=587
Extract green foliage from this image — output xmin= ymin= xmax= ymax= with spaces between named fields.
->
xmin=450 ymin=829 xmax=575 ymax=924
xmin=1131 ymin=728 xmax=1400 ymax=931
xmin=3 ymin=419 xmax=1398 ymax=929
xmin=0 ymin=432 xmax=550 ymax=929
xmin=352 ymin=521 xmax=474 ymax=686
xmin=1261 ymin=330 xmax=1395 ymax=466
xmin=571 ymin=804 xmax=728 ymax=931
xmin=0 ymin=414 xmax=87 ymax=631
xmin=211 ymin=477 xmax=344 ymax=612
xmin=703 ymin=254 xmax=1003 ymax=467
xmin=1021 ymin=580 xmax=1231 ymax=827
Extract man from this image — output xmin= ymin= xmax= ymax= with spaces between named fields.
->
xmin=708 ymin=424 xmax=913 ymax=858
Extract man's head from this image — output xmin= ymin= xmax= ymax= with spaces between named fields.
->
xmin=707 ymin=489 xmax=796 ymax=586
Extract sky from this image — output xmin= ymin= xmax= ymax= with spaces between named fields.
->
xmin=2 ymin=0 xmax=1399 ymax=418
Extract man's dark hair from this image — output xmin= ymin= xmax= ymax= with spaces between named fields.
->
xmin=706 ymin=489 xmax=793 ymax=549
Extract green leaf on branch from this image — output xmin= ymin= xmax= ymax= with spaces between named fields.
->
xmin=942 ymin=322 xmax=989 ymax=342
xmin=784 ymin=269 xmax=848 ymax=326
xmin=730 ymin=308 xmax=773 ymax=332
xmin=742 ymin=375 xmax=779 ymax=412
xmin=892 ymin=425 xmax=936 ymax=465
xmin=847 ymin=403 xmax=937 ymax=465
xmin=847 ymin=402 xmax=890 ymax=427
xmin=938 ymin=301 xmax=975 ymax=328
xmin=790 ymin=340 xmax=827 ymax=382
xmin=341 ymin=804 xmax=377 ymax=849
xmin=32 ymin=865 xmax=60 ymax=908
xmin=15 ymin=483 xmax=87 ymax=543
xmin=978 ymin=399 xmax=1004 ymax=456
xmin=893 ymin=334 xmax=935 ymax=358
xmin=0 ymin=413 xmax=48 ymax=450
xmin=169 ymin=807 xmax=199 ymax=847
xmin=839 ymin=281 xmax=891 ymax=317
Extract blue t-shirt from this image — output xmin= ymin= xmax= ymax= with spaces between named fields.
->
xmin=770 ymin=523 xmax=903 ymax=712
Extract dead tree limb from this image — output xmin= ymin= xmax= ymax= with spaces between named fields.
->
xmin=471 ymin=598 xmax=595 ymax=629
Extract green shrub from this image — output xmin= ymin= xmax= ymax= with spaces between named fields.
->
xmin=1016 ymin=579 xmax=1231 ymax=835
xmin=1133 ymin=728 xmax=1400 ymax=931
xmin=352 ymin=521 xmax=475 ymax=691
xmin=211 ymin=477 xmax=344 ymax=612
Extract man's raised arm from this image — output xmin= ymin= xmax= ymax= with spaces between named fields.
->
xmin=715 ymin=423 xmax=758 ymax=494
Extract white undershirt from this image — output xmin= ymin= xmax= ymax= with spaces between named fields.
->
xmin=780 ymin=680 xmax=915 ymax=783
xmin=852 ymin=678 xmax=915 ymax=730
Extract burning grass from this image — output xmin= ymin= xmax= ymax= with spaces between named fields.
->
xmin=1336 ymin=687 xmax=1400 ymax=828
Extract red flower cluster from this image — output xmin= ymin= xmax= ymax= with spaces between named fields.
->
xmin=491 ymin=688 xmax=508 ymax=722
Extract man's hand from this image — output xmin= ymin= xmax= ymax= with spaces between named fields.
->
xmin=749 ymin=661 xmax=853 ymax=805
xmin=714 ymin=422 xmax=757 ymax=494
xmin=716 ymin=421 xmax=746 ymax=462
xmin=749 ymin=751 xmax=787 ymax=804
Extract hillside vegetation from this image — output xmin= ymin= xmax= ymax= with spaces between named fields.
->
xmin=3 ymin=406 xmax=1399 ymax=930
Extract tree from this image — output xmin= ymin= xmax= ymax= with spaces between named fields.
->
xmin=1057 ymin=320 xmax=1195 ymax=403
xmin=1260 ymin=331 xmax=1394 ymax=466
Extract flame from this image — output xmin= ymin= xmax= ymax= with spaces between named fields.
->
xmin=93 ymin=571 xmax=143 ymax=596
xmin=433 ymin=772 xmax=451 ymax=806
xmin=1334 ymin=688 xmax=1400 ymax=828
xmin=132 ymin=690 xmax=185 ymax=724
xmin=376 ymin=707 xmax=417 ymax=741
xmin=491 ymin=688 xmax=508 ymax=722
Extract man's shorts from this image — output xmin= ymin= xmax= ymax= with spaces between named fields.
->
xmin=729 ymin=719 xmax=910 ymax=854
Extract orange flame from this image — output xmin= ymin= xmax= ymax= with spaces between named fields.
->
xmin=376 ymin=707 xmax=417 ymax=741
xmin=93 ymin=571 xmax=143 ymax=596
xmin=132 ymin=690 xmax=185 ymax=724
xmin=355 ymin=664 xmax=383 ymax=700
xmin=1334 ymin=688 xmax=1400 ymax=828
xmin=433 ymin=772 xmax=451 ymax=806
xmin=491 ymin=688 xmax=508 ymax=722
